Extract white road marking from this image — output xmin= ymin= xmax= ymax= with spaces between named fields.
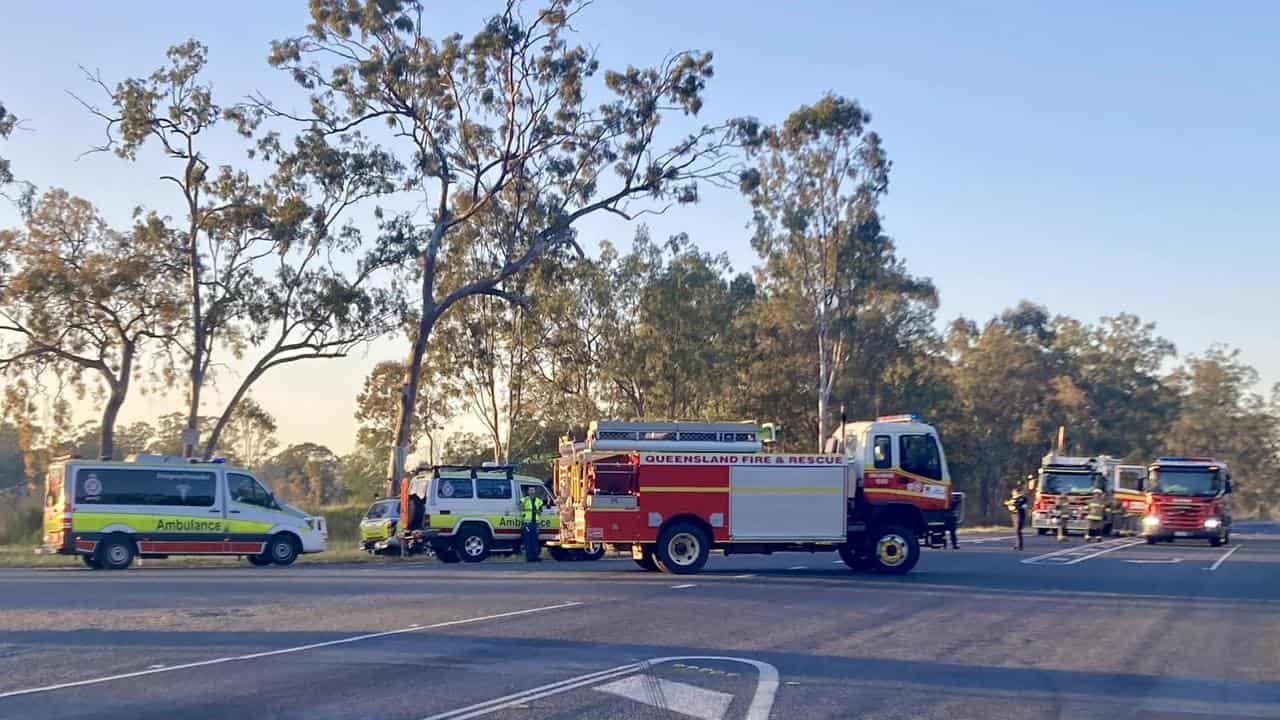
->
xmin=1124 ymin=558 xmax=1183 ymax=564
xmin=596 ymin=675 xmax=733 ymax=720
xmin=0 ymin=601 xmax=583 ymax=700
xmin=1208 ymin=544 xmax=1243 ymax=571
xmin=422 ymin=655 xmax=779 ymax=720
xmin=832 ymin=560 xmax=844 ymax=564
xmin=787 ymin=566 xmax=807 ymax=570
xmin=732 ymin=574 xmax=756 ymax=579
xmin=960 ymin=535 xmax=1015 ymax=544
xmin=671 ymin=583 xmax=697 ymax=589
xmin=1021 ymin=537 xmax=1140 ymax=565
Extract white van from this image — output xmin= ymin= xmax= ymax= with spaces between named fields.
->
xmin=42 ymin=454 xmax=327 ymax=570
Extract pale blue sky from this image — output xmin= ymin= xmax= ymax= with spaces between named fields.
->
xmin=2 ymin=2 xmax=1276 ymax=453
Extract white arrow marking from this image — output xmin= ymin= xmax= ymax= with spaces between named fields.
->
xmin=596 ymin=675 xmax=733 ymax=720
xmin=1208 ymin=544 xmax=1243 ymax=571
xmin=1124 ymin=558 xmax=1183 ymax=564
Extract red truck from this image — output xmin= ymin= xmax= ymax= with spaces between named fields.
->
xmin=554 ymin=416 xmax=959 ymax=575
xmin=1142 ymin=456 xmax=1233 ymax=546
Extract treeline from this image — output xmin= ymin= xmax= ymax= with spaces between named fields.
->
xmin=2 ymin=3 xmax=1277 ymax=523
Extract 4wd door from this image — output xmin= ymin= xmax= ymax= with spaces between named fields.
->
xmin=225 ymin=473 xmax=279 ymax=554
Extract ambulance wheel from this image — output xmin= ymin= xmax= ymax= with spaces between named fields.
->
xmin=436 ymin=548 xmax=461 ymax=564
xmin=267 ymin=534 xmax=299 ymax=566
xmin=82 ymin=554 xmax=102 ymax=570
xmin=655 ymin=522 xmax=709 ymax=575
xmin=869 ymin=526 xmax=919 ymax=575
xmin=456 ymin=526 xmax=491 ymax=562
xmin=634 ymin=548 xmax=660 ymax=572
xmin=98 ymin=535 xmax=135 ymax=570
xmin=580 ymin=543 xmax=606 ymax=561
xmin=247 ymin=554 xmax=273 ymax=566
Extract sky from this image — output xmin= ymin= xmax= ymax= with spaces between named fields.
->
xmin=2 ymin=1 xmax=1277 ymax=456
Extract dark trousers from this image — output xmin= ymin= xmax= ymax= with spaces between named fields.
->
xmin=1012 ymin=514 xmax=1025 ymax=549
xmin=945 ymin=520 xmax=958 ymax=549
xmin=522 ymin=523 xmax=541 ymax=562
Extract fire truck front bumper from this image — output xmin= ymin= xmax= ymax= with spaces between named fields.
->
xmin=1032 ymin=513 xmax=1089 ymax=531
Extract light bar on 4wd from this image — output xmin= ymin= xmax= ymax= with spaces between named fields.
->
xmin=876 ymin=414 xmax=920 ymax=423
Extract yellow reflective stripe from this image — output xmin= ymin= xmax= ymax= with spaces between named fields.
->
xmin=734 ymin=486 xmax=843 ymax=494
xmin=864 ymin=467 xmax=948 ymax=487
xmin=864 ymin=488 xmax=934 ymax=500
xmin=72 ymin=512 xmax=275 ymax=534
xmin=641 ymin=486 xmax=729 ymax=493
xmin=429 ymin=514 xmax=560 ymax=533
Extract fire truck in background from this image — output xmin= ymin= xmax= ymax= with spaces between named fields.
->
xmin=554 ymin=415 xmax=959 ymax=575
xmin=1142 ymin=457 xmax=1233 ymax=546
xmin=1030 ymin=452 xmax=1148 ymax=536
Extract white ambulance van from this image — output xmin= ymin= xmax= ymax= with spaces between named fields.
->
xmin=42 ymin=454 xmax=327 ymax=570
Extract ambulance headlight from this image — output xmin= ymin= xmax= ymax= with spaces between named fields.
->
xmin=1142 ymin=515 xmax=1160 ymax=528
xmin=1203 ymin=518 xmax=1221 ymax=529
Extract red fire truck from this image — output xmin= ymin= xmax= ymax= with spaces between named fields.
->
xmin=1142 ymin=456 xmax=1233 ymax=546
xmin=554 ymin=416 xmax=958 ymax=575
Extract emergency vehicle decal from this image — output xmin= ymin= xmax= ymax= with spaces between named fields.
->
xmin=640 ymin=453 xmax=846 ymax=466
xmin=427 ymin=514 xmax=558 ymax=536
xmin=862 ymin=467 xmax=950 ymax=508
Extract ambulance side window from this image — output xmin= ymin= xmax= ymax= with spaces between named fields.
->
xmin=873 ymin=436 xmax=892 ymax=469
xmin=900 ymin=434 xmax=942 ymax=481
xmin=476 ymin=478 xmax=513 ymax=500
xmin=228 ymin=473 xmax=278 ymax=509
xmin=436 ymin=477 xmax=474 ymax=500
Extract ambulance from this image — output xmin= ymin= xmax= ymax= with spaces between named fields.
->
xmin=42 ymin=454 xmax=327 ymax=569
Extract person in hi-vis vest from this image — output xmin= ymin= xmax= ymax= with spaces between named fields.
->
xmin=520 ymin=486 xmax=544 ymax=562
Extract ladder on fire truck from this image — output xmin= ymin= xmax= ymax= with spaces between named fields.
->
xmin=575 ymin=420 xmax=765 ymax=453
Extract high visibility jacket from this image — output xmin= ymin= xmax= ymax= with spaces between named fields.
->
xmin=520 ymin=496 xmax=544 ymax=524
xmin=1086 ymin=499 xmax=1106 ymax=521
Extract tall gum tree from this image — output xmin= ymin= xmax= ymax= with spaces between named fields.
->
xmin=79 ymin=41 xmax=403 ymax=459
xmin=0 ymin=190 xmax=184 ymax=459
xmin=259 ymin=0 xmax=741 ymax=493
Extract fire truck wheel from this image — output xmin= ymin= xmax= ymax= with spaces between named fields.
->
xmin=634 ymin=550 xmax=660 ymax=571
xmin=869 ymin=526 xmax=919 ymax=575
xmin=837 ymin=545 xmax=871 ymax=571
xmin=580 ymin=543 xmax=606 ymax=561
xmin=655 ymin=523 xmax=710 ymax=574
xmin=1209 ymin=536 xmax=1223 ymax=547
xmin=456 ymin=526 xmax=491 ymax=562
xmin=1145 ymin=536 xmax=1157 ymax=545
xmin=1037 ymin=528 xmax=1050 ymax=536
xmin=549 ymin=546 xmax=572 ymax=562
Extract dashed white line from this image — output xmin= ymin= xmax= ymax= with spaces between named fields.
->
xmin=1208 ymin=544 xmax=1243 ymax=571
xmin=787 ymin=566 xmax=807 ymax=570
xmin=671 ymin=583 xmax=697 ymax=589
xmin=0 ymin=601 xmax=583 ymax=700
xmin=731 ymin=574 xmax=756 ymax=579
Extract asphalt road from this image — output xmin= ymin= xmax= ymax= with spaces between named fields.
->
xmin=1 ymin=523 xmax=1278 ymax=720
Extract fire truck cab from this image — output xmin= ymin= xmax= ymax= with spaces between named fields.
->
xmin=1030 ymin=454 xmax=1148 ymax=536
xmin=1142 ymin=457 xmax=1232 ymax=546
xmin=554 ymin=416 xmax=957 ymax=576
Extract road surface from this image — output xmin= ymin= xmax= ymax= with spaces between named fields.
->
xmin=1 ymin=523 xmax=1277 ymax=719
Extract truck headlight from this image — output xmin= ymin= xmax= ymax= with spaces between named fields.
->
xmin=1204 ymin=518 xmax=1221 ymax=529
xmin=1142 ymin=515 xmax=1160 ymax=528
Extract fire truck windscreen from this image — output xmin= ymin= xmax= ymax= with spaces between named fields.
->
xmin=1040 ymin=472 xmax=1098 ymax=495
xmin=1150 ymin=469 xmax=1221 ymax=496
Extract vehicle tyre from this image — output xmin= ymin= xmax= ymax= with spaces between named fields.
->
xmin=1223 ymin=531 xmax=1231 ymax=545
xmin=1145 ymin=537 xmax=1157 ymax=545
xmin=633 ymin=547 xmax=660 ymax=572
xmin=655 ymin=522 xmax=710 ymax=575
xmin=82 ymin=554 xmax=102 ymax=570
xmin=267 ymin=534 xmax=299 ymax=567
xmin=436 ymin=547 xmax=462 ymax=564
xmin=549 ymin=546 xmax=573 ymax=562
xmin=98 ymin=535 xmax=135 ymax=570
xmin=1209 ymin=536 xmax=1223 ymax=547
xmin=456 ymin=526 xmax=491 ymax=563
xmin=580 ymin=543 xmax=606 ymax=561
xmin=1037 ymin=528 xmax=1050 ymax=536
xmin=247 ymin=554 xmax=273 ymax=567
xmin=868 ymin=525 xmax=920 ymax=575
xmin=837 ymin=545 xmax=873 ymax=571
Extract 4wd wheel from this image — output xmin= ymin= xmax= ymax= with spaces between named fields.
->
xmin=247 ymin=554 xmax=273 ymax=567
xmin=633 ymin=547 xmax=660 ymax=572
xmin=267 ymin=534 xmax=299 ymax=566
xmin=82 ymin=554 xmax=102 ymax=570
xmin=436 ymin=547 xmax=461 ymax=564
xmin=456 ymin=526 xmax=491 ymax=563
xmin=98 ymin=535 xmax=135 ymax=570
xmin=869 ymin=525 xmax=920 ymax=575
xmin=655 ymin=522 xmax=710 ymax=575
